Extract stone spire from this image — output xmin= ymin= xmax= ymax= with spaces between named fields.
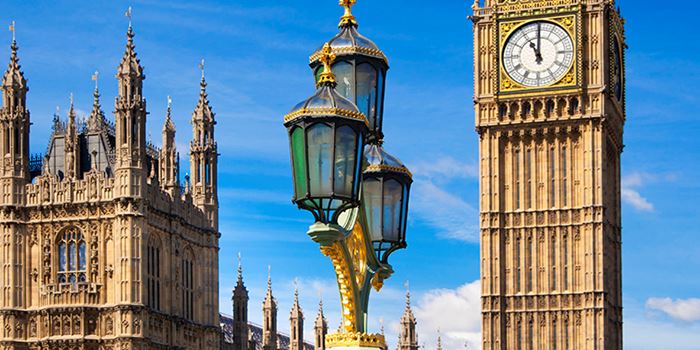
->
xmin=232 ymin=253 xmax=249 ymax=350
xmin=314 ymin=298 xmax=328 ymax=350
xmin=87 ymin=71 xmax=106 ymax=132
xmin=2 ymin=38 xmax=27 ymax=108
xmin=398 ymin=285 xmax=418 ymax=350
xmin=289 ymin=282 xmax=304 ymax=350
xmin=262 ymin=266 xmax=278 ymax=350
xmin=114 ymin=18 xmax=147 ymax=197
xmin=160 ymin=96 xmax=180 ymax=195
xmin=64 ymin=94 xmax=78 ymax=179
xmin=190 ymin=59 xmax=218 ymax=230
xmin=436 ymin=330 xmax=442 ymax=350
xmin=0 ymin=35 xmax=30 ymax=184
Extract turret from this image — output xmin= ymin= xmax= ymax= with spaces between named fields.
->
xmin=114 ymin=23 xmax=147 ymax=197
xmin=160 ymin=96 xmax=180 ymax=196
xmin=289 ymin=285 xmax=304 ymax=350
xmin=314 ymin=299 xmax=327 ymax=350
xmin=86 ymin=74 xmax=106 ymax=133
xmin=0 ymin=35 xmax=30 ymax=205
xmin=190 ymin=61 xmax=218 ymax=229
xmin=262 ymin=267 xmax=278 ymax=350
xmin=397 ymin=288 xmax=418 ymax=350
xmin=232 ymin=254 xmax=249 ymax=350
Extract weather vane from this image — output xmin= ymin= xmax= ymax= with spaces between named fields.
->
xmin=125 ymin=6 xmax=133 ymax=27
xmin=199 ymin=58 xmax=205 ymax=79
xmin=92 ymin=70 xmax=99 ymax=90
xmin=8 ymin=21 xmax=15 ymax=42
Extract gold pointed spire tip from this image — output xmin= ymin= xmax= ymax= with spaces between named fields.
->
xmin=316 ymin=42 xmax=337 ymax=87
xmin=338 ymin=0 xmax=358 ymax=27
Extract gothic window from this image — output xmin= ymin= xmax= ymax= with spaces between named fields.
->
xmin=564 ymin=318 xmax=570 ymax=349
xmin=147 ymin=236 xmax=161 ymax=311
xmin=515 ymin=236 xmax=521 ymax=293
xmin=121 ymin=117 xmax=127 ymax=144
xmin=563 ymin=235 xmax=569 ymax=291
xmin=525 ymin=148 xmax=532 ymax=209
xmin=14 ymin=127 xmax=19 ymax=154
xmin=205 ymin=159 xmax=211 ymax=186
xmin=131 ymin=122 xmax=138 ymax=145
xmin=527 ymin=235 xmax=533 ymax=293
xmin=550 ymin=236 xmax=557 ymax=291
xmin=182 ymin=250 xmax=194 ymax=320
xmin=57 ymin=227 xmax=86 ymax=284
xmin=514 ymin=148 xmax=521 ymax=210
xmin=528 ymin=320 xmax=534 ymax=350
xmin=561 ymin=146 xmax=568 ymax=206
xmin=552 ymin=319 xmax=558 ymax=350
xmin=549 ymin=147 xmax=556 ymax=208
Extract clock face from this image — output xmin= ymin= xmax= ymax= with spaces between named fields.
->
xmin=502 ymin=21 xmax=575 ymax=88
xmin=612 ymin=36 xmax=623 ymax=101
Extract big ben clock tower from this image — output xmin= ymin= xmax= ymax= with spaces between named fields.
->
xmin=470 ymin=0 xmax=625 ymax=349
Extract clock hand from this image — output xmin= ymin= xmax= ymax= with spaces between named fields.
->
xmin=536 ymin=23 xmax=543 ymax=64
xmin=529 ymin=42 xmax=543 ymax=64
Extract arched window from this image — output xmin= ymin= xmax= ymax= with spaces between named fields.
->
xmin=182 ymin=250 xmax=194 ymax=320
xmin=147 ymin=236 xmax=161 ymax=311
xmin=57 ymin=227 xmax=86 ymax=284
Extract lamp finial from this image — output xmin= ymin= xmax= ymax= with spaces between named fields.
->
xmin=316 ymin=42 xmax=337 ymax=87
xmin=338 ymin=0 xmax=358 ymax=27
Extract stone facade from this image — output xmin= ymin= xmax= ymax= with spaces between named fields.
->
xmin=471 ymin=1 xmax=625 ymax=349
xmin=0 ymin=24 xmax=220 ymax=349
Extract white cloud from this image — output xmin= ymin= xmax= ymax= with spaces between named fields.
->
xmin=408 ymin=156 xmax=480 ymax=243
xmin=411 ymin=179 xmax=480 ymax=242
xmin=411 ymin=157 xmax=479 ymax=180
xmin=625 ymin=317 xmax=700 ymax=350
xmin=414 ymin=280 xmax=482 ymax=350
xmin=646 ymin=297 xmax=700 ymax=322
xmin=621 ymin=172 xmax=656 ymax=212
xmin=621 ymin=187 xmax=654 ymax=212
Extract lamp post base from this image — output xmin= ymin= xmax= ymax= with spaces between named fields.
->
xmin=326 ymin=332 xmax=386 ymax=350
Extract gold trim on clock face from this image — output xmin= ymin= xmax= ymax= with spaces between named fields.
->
xmin=502 ymin=20 xmax=574 ymax=88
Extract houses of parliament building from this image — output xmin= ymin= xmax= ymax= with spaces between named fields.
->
xmin=0 ymin=18 xmax=426 ymax=350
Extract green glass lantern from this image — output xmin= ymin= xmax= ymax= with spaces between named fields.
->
xmin=309 ymin=1 xmax=388 ymax=144
xmin=285 ymin=43 xmax=369 ymax=224
xmin=362 ymin=143 xmax=412 ymax=263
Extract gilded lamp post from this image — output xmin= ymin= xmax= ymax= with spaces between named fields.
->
xmin=283 ymin=1 xmax=412 ymax=349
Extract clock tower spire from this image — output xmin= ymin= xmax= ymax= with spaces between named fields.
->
xmin=471 ymin=1 xmax=626 ymax=349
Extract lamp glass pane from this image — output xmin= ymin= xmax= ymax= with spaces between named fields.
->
xmin=314 ymin=67 xmax=323 ymax=85
xmin=376 ymin=70 xmax=385 ymax=131
xmin=363 ymin=178 xmax=383 ymax=242
xmin=356 ymin=63 xmax=378 ymax=127
xmin=334 ymin=126 xmax=357 ymax=197
xmin=332 ymin=61 xmax=354 ymax=100
xmin=291 ymin=128 xmax=308 ymax=198
xmin=307 ymin=124 xmax=334 ymax=196
xmin=383 ymin=179 xmax=403 ymax=242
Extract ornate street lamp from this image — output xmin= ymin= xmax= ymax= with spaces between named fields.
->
xmin=362 ymin=143 xmax=412 ymax=264
xmin=309 ymin=0 xmax=388 ymax=144
xmin=285 ymin=43 xmax=369 ymax=225
xmin=284 ymin=2 xmax=411 ymax=350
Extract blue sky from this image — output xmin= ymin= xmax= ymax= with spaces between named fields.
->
xmin=2 ymin=0 xmax=700 ymax=349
